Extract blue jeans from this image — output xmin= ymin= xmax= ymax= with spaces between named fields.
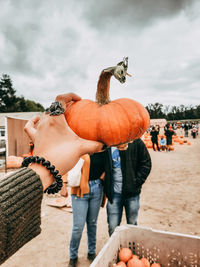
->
xmin=69 ymin=179 xmax=103 ymax=259
xmin=106 ymin=193 xmax=140 ymax=236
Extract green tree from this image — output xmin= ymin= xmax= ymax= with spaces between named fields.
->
xmin=146 ymin=103 xmax=165 ymax=119
xmin=0 ymin=73 xmax=45 ymax=112
xmin=14 ymin=97 xmax=45 ymax=112
xmin=25 ymin=99 xmax=44 ymax=112
xmin=0 ymin=74 xmax=17 ymax=112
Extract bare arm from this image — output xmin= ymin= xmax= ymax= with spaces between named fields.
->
xmin=24 ymin=93 xmax=104 ymax=190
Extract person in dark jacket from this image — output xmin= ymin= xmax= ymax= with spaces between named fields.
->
xmin=164 ymin=125 xmax=175 ymax=151
xmin=103 ymin=139 xmax=152 ymax=236
xmin=150 ymin=126 xmax=160 ymax=151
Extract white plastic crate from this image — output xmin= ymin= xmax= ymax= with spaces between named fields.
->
xmin=90 ymin=225 xmax=200 ymax=267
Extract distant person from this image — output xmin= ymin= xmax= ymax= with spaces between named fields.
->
xmin=156 ymin=124 xmax=160 ymax=132
xmin=150 ymin=126 xmax=160 ymax=151
xmin=159 ymin=136 xmax=167 ymax=151
xmin=165 ymin=125 xmax=175 ymax=151
xmin=184 ymin=123 xmax=189 ymax=137
xmin=191 ymin=126 xmax=197 ymax=139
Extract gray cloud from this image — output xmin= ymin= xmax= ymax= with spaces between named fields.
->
xmin=2 ymin=23 xmax=40 ymax=73
xmin=150 ymin=58 xmax=200 ymax=106
xmin=0 ymin=0 xmax=199 ymax=108
xmin=81 ymin=0 xmax=198 ymax=30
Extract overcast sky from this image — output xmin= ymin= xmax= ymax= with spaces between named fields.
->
xmin=0 ymin=0 xmax=200 ymax=109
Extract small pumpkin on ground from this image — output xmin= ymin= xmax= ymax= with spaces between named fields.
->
xmin=168 ymin=145 xmax=174 ymax=151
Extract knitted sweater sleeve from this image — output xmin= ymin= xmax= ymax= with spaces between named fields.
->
xmin=0 ymin=167 xmax=43 ymax=264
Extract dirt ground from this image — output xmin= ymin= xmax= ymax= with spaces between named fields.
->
xmin=1 ymin=129 xmax=200 ymax=267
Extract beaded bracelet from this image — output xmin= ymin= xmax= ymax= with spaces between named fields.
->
xmin=21 ymin=156 xmax=63 ymax=194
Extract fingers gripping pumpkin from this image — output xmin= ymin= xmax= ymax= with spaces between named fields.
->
xmin=65 ymin=57 xmax=150 ymax=146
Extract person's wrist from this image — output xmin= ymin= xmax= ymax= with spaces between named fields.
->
xmin=29 ymin=163 xmax=54 ymax=190
xmin=22 ymin=156 xmax=63 ymax=193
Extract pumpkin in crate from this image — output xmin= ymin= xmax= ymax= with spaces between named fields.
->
xmin=118 ymin=247 xmax=133 ymax=262
xmin=65 ymin=58 xmax=150 ymax=146
xmin=151 ymin=263 xmax=161 ymax=267
xmin=116 ymin=261 xmax=127 ymax=267
xmin=127 ymin=257 xmax=144 ymax=267
xmin=141 ymin=257 xmax=150 ymax=267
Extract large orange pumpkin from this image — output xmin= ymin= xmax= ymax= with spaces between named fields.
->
xmin=65 ymin=58 xmax=150 ymax=146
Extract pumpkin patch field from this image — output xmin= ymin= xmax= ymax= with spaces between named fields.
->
xmin=143 ymin=129 xmax=193 ymax=151
xmin=1 ymin=129 xmax=200 ymax=267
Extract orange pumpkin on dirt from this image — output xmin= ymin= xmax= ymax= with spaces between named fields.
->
xmin=168 ymin=145 xmax=174 ymax=151
xmin=145 ymin=142 xmax=153 ymax=149
xmin=174 ymin=138 xmax=179 ymax=143
xmin=65 ymin=58 xmax=150 ymax=146
xmin=118 ymin=247 xmax=133 ymax=263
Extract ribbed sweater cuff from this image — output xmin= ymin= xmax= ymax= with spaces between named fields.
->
xmin=0 ymin=167 xmax=43 ymax=264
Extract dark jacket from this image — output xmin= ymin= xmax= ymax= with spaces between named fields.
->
xmin=104 ymin=139 xmax=152 ymax=203
xmin=150 ymin=130 xmax=159 ymax=142
xmin=165 ymin=129 xmax=174 ymax=145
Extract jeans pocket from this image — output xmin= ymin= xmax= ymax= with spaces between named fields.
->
xmin=93 ymin=183 xmax=103 ymax=195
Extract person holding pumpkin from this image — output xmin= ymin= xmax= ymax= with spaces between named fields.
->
xmin=0 ymin=93 xmax=104 ymax=265
xmin=103 ymin=139 xmax=152 ymax=236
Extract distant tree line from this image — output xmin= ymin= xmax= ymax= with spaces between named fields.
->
xmin=1 ymin=74 xmax=199 ymax=119
xmin=0 ymin=74 xmax=45 ymax=112
xmin=146 ymin=102 xmax=200 ymax=121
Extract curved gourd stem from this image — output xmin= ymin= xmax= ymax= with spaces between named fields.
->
xmin=95 ymin=57 xmax=129 ymax=105
xmin=95 ymin=67 xmax=115 ymax=105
